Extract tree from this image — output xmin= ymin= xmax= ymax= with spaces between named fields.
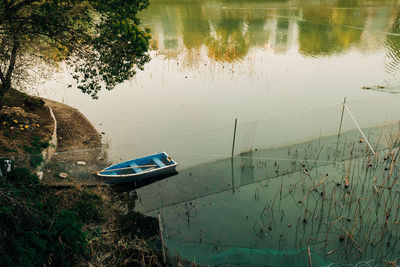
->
xmin=0 ymin=0 xmax=151 ymax=106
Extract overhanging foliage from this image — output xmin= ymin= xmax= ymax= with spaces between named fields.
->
xmin=0 ymin=0 xmax=150 ymax=103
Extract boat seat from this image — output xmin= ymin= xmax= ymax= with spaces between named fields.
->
xmin=153 ymin=157 xmax=166 ymax=167
xmin=129 ymin=162 xmax=143 ymax=173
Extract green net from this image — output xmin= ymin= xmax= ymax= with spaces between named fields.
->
xmin=136 ymin=121 xmax=400 ymax=266
xmin=166 ymin=239 xmax=331 ymax=266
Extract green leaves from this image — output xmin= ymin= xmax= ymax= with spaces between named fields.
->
xmin=71 ymin=0 xmax=151 ymax=97
xmin=0 ymin=0 xmax=151 ymax=101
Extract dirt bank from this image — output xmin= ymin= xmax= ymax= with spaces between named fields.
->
xmin=0 ymin=90 xmax=53 ymax=157
xmin=44 ymin=99 xmax=101 ymax=152
xmin=41 ymin=99 xmax=108 ymax=185
xmin=0 ymin=89 xmax=107 ymax=184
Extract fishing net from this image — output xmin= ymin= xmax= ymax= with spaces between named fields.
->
xmin=132 ymin=97 xmax=400 ymax=266
xmin=165 ymin=239 xmax=331 ymax=266
xmin=150 ymin=137 xmax=400 ymax=265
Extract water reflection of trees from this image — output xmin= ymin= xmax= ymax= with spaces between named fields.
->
xmin=298 ymin=6 xmax=366 ymax=56
xmin=143 ymin=0 xmax=400 ymax=62
xmin=246 ymin=15 xmax=269 ymax=48
xmin=385 ymin=12 xmax=400 ymax=74
xmin=180 ymin=2 xmax=210 ymax=50
xmin=206 ymin=11 xmax=249 ymax=62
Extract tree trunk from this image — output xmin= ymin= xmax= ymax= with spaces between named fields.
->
xmin=0 ymin=36 xmax=19 ymax=108
xmin=0 ymin=81 xmax=11 ymax=108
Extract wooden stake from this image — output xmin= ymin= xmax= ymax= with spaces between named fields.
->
xmin=158 ymin=211 xmax=167 ymax=264
xmin=231 ymin=118 xmax=237 ymax=157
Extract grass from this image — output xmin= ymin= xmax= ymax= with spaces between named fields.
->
xmin=0 ymin=166 xmax=165 ymax=266
xmin=21 ymin=136 xmax=49 ymax=168
xmin=0 ymin=168 xmax=94 ymax=266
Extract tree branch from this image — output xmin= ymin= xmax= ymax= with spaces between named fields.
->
xmin=5 ymin=37 xmax=19 ymax=81
xmin=9 ymin=0 xmax=39 ymax=13
xmin=0 ymin=68 xmax=5 ymax=83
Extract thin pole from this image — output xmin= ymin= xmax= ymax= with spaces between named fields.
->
xmin=157 ymin=211 xmax=167 ymax=264
xmin=231 ymin=118 xmax=237 ymax=194
xmin=231 ymin=118 xmax=238 ymax=157
xmin=342 ymin=100 xmax=376 ymax=155
xmin=335 ymin=97 xmax=346 ymax=161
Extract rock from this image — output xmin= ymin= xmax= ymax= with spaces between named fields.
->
xmin=76 ymin=161 xmax=86 ymax=166
xmin=59 ymin=172 xmax=68 ymax=179
xmin=36 ymin=171 xmax=43 ymax=180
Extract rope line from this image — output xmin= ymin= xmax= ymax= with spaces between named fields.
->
xmin=342 ymin=98 xmax=376 ymax=155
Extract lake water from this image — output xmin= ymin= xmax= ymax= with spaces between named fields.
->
xmin=36 ymin=0 xmax=400 ymax=167
xmin=34 ymin=0 xmax=400 ymax=265
xmin=135 ymin=121 xmax=400 ymax=265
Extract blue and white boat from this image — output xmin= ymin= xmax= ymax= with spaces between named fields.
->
xmin=95 ymin=152 xmax=178 ymax=184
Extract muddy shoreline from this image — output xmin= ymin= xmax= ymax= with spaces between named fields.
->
xmin=40 ymin=99 xmax=109 ymax=185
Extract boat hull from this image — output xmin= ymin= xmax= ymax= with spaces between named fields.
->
xmin=96 ymin=152 xmax=178 ymax=185
xmin=102 ymin=165 xmax=177 ymax=184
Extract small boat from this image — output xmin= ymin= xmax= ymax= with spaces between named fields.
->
xmin=95 ymin=152 xmax=178 ymax=184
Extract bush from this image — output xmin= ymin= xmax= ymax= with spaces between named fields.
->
xmin=5 ymin=167 xmax=39 ymax=184
xmin=0 ymin=168 xmax=100 ymax=266
xmin=73 ymin=191 xmax=105 ymax=224
xmin=47 ymin=210 xmax=90 ymax=265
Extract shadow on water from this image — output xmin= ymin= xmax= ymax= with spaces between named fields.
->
xmin=110 ymin=171 xmax=179 ymax=192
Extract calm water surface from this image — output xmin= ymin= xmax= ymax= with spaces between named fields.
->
xmin=36 ymin=0 xmax=400 ymax=167
xmin=36 ymin=2 xmax=400 ymax=264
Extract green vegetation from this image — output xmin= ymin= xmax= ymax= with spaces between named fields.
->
xmin=73 ymin=191 xmax=105 ymax=224
xmin=4 ymin=147 xmax=17 ymax=152
xmin=0 ymin=167 xmax=164 ymax=266
xmin=0 ymin=0 xmax=151 ymax=106
xmin=0 ymin=168 xmax=94 ymax=266
xmin=22 ymin=136 xmax=49 ymax=168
